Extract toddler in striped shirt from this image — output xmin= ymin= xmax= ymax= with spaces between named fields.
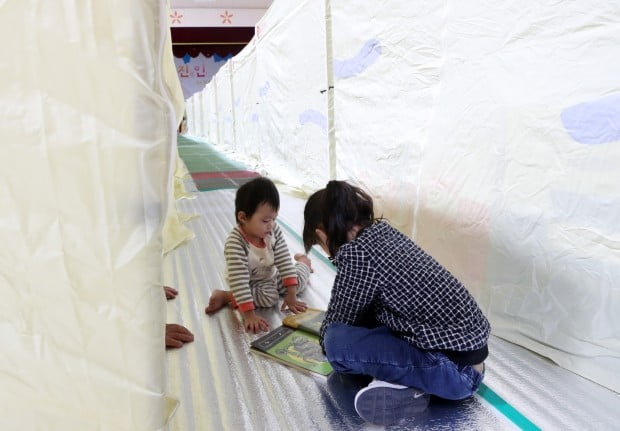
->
xmin=205 ymin=177 xmax=312 ymax=333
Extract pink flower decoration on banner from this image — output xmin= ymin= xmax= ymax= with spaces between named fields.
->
xmin=220 ymin=10 xmax=233 ymax=24
xmin=170 ymin=10 xmax=183 ymax=24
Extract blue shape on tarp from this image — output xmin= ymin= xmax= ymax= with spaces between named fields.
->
xmin=561 ymin=93 xmax=620 ymax=145
xmin=214 ymin=53 xmax=234 ymax=63
xmin=259 ymin=81 xmax=271 ymax=98
xmin=299 ymin=109 xmax=327 ymax=131
xmin=333 ymin=39 xmax=382 ymax=79
xmin=183 ymin=53 xmax=191 ymax=64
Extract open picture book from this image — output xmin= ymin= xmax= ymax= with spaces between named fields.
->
xmin=250 ymin=308 xmax=333 ymax=376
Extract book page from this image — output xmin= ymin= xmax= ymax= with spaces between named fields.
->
xmin=282 ymin=308 xmax=325 ymax=335
xmin=251 ymin=326 xmax=333 ymax=376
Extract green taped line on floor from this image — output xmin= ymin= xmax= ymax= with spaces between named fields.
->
xmin=477 ymin=384 xmax=540 ymax=430
xmin=277 ymin=218 xmax=541 ymax=431
xmin=178 ymin=135 xmax=260 ymax=191
xmin=177 ymin=134 xmax=248 ymax=173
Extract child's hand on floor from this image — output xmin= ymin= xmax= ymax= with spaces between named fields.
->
xmin=282 ymin=290 xmax=307 ymax=313
xmin=165 ymin=323 xmax=194 ymax=349
xmin=163 ymin=286 xmax=178 ymax=300
xmin=243 ymin=311 xmax=270 ymax=333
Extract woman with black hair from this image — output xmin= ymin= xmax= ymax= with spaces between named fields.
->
xmin=303 ymin=180 xmax=490 ymax=425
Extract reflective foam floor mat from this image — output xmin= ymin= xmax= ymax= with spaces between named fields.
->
xmin=163 ymin=182 xmax=620 ymax=430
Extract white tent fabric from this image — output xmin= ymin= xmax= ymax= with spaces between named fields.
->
xmin=189 ymin=0 xmax=330 ymax=190
xmin=249 ymin=0 xmax=329 ymax=190
xmin=186 ymin=0 xmax=620 ymax=393
xmin=230 ymin=42 xmax=260 ymax=161
xmin=331 ymin=1 xmax=444 ymax=234
xmin=215 ymin=63 xmax=236 ymax=154
xmin=206 ymin=81 xmax=219 ymax=146
xmin=190 ymin=90 xmax=204 ymax=139
xmin=413 ymin=1 xmax=620 ymax=394
xmin=1 ymin=1 xmax=181 ymax=430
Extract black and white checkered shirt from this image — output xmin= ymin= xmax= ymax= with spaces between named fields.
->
xmin=320 ymin=221 xmax=490 ymax=364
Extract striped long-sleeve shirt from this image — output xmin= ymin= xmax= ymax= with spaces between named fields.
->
xmin=224 ymin=223 xmax=298 ymax=311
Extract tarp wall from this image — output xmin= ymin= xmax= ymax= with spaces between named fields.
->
xmin=215 ymin=63 xmax=236 ymax=154
xmin=331 ymin=1 xmax=445 ymax=234
xmin=418 ymin=0 xmax=620 ymax=392
xmin=206 ymin=79 xmax=219 ymax=145
xmin=186 ymin=0 xmax=620 ymax=393
xmin=187 ymin=0 xmax=330 ymax=190
xmin=0 ymin=1 xmax=182 ymax=429
xmin=230 ymin=41 xmax=259 ymax=161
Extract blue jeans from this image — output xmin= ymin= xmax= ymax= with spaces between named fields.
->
xmin=323 ymin=323 xmax=484 ymax=400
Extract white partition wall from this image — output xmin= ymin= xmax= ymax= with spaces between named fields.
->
xmin=189 ymin=91 xmax=200 ymax=137
xmin=412 ymin=0 xmax=620 ymax=393
xmin=249 ymin=0 xmax=330 ymax=189
xmin=230 ymin=42 xmax=261 ymax=164
xmin=0 ymin=1 xmax=179 ymax=430
xmin=195 ymin=90 xmax=205 ymax=139
xmin=214 ymin=64 xmax=236 ymax=153
xmin=331 ymin=1 xmax=445 ymax=233
xmin=206 ymin=79 xmax=219 ymax=145
xmin=186 ymin=92 xmax=197 ymax=136
xmin=190 ymin=0 xmax=330 ymax=189
xmin=189 ymin=0 xmax=620 ymax=394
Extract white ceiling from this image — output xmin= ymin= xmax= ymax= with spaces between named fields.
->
xmin=170 ymin=0 xmax=273 ymax=8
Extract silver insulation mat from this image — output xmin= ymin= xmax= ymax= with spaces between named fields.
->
xmin=163 ymin=184 xmax=620 ymax=430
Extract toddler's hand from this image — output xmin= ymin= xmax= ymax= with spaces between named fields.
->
xmin=244 ymin=313 xmax=269 ymax=333
xmin=281 ymin=292 xmax=307 ymax=314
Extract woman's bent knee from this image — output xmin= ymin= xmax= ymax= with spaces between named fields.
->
xmin=323 ymin=323 xmax=358 ymax=363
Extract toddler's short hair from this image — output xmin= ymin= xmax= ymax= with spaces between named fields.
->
xmin=235 ymin=177 xmax=280 ymax=222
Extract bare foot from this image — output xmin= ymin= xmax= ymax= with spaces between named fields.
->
xmin=205 ymin=290 xmax=231 ymax=314
xmin=294 ymin=253 xmax=313 ymax=273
